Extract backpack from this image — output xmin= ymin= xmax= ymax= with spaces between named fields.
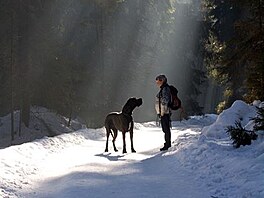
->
xmin=169 ymin=85 xmax=182 ymax=110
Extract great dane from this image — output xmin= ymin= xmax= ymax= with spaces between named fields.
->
xmin=104 ymin=97 xmax=143 ymax=153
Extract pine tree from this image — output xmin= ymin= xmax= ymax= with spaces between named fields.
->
xmin=202 ymin=0 xmax=264 ymax=109
xmin=231 ymin=0 xmax=264 ymax=101
xmin=202 ymin=0 xmax=244 ymax=112
xmin=252 ymin=106 xmax=264 ymax=131
xmin=226 ymin=120 xmax=257 ymax=148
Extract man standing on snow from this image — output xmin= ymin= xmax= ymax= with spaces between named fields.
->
xmin=155 ymin=74 xmax=171 ymax=151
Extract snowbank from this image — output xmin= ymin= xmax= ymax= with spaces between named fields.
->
xmin=202 ymin=100 xmax=258 ymax=139
xmin=0 ymin=106 xmax=85 ymax=149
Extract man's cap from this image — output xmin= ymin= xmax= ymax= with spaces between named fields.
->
xmin=156 ymin=74 xmax=167 ymax=82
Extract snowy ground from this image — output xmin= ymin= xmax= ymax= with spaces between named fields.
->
xmin=0 ymin=106 xmax=85 ymax=149
xmin=0 ymin=100 xmax=264 ymax=198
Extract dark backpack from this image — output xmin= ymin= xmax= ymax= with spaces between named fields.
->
xmin=169 ymin=85 xmax=182 ymax=110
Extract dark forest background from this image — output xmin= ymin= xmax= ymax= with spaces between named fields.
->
xmin=0 ymin=0 xmax=263 ymax=133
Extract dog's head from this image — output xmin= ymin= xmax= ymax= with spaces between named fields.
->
xmin=135 ymin=98 xmax=143 ymax=107
xmin=122 ymin=97 xmax=143 ymax=115
xmin=128 ymin=97 xmax=143 ymax=107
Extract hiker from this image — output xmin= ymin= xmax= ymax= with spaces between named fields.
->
xmin=155 ymin=74 xmax=171 ymax=151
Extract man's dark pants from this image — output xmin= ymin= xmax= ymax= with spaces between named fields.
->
xmin=161 ymin=114 xmax=171 ymax=146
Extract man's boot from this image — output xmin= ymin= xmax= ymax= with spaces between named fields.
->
xmin=160 ymin=142 xmax=171 ymax=151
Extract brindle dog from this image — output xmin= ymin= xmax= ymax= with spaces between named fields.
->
xmin=104 ymin=97 xmax=143 ymax=153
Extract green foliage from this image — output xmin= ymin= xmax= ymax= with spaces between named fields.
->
xmin=215 ymin=89 xmax=233 ymax=113
xmin=216 ymin=101 xmax=226 ymax=114
xmin=204 ymin=31 xmax=227 ymax=83
xmin=252 ymin=106 xmax=264 ymax=131
xmin=226 ymin=121 xmax=258 ymax=148
xmin=245 ymin=58 xmax=264 ymax=102
xmin=202 ymin=0 xmax=264 ymax=107
xmin=231 ymin=0 xmax=264 ymax=102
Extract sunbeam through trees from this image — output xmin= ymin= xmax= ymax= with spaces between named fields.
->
xmin=1 ymin=0 xmax=262 ymax=130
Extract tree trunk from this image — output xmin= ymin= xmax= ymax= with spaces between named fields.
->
xmin=19 ymin=109 xmax=22 ymax=136
xmin=95 ymin=2 xmax=105 ymax=107
xmin=18 ymin=2 xmax=31 ymax=128
xmin=10 ymin=9 xmax=15 ymax=141
xmin=67 ymin=108 xmax=72 ymax=127
xmin=22 ymin=94 xmax=30 ymax=128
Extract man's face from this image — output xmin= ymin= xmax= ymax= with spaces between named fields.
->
xmin=156 ymin=78 xmax=163 ymax=88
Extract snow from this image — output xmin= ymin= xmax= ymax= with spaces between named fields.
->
xmin=0 ymin=101 xmax=264 ymax=198
xmin=202 ymin=100 xmax=257 ymax=139
xmin=0 ymin=106 xmax=85 ymax=149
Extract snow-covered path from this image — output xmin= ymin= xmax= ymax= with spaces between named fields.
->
xmin=1 ymin=102 xmax=264 ymax=198
xmin=1 ymin=121 xmax=210 ymax=198
xmin=29 ymin=144 xmax=208 ymax=198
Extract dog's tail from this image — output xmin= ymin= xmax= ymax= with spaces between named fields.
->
xmin=105 ymin=126 xmax=114 ymax=138
xmin=110 ymin=131 xmax=114 ymax=138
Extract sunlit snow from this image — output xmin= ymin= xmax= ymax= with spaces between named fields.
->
xmin=0 ymin=100 xmax=264 ymax=198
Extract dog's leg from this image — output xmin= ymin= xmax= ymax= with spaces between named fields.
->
xmin=129 ymin=121 xmax=136 ymax=153
xmin=105 ymin=128 xmax=110 ymax=152
xmin=122 ymin=131 xmax=127 ymax=153
xmin=112 ymin=129 xmax=118 ymax=152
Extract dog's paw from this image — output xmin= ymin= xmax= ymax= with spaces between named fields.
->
xmin=114 ymin=149 xmax=118 ymax=152
xmin=131 ymin=149 xmax=136 ymax=153
xmin=105 ymin=149 xmax=108 ymax=152
xmin=123 ymin=150 xmax=127 ymax=154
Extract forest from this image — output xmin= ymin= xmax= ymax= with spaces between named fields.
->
xmin=0 ymin=0 xmax=263 ymax=133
